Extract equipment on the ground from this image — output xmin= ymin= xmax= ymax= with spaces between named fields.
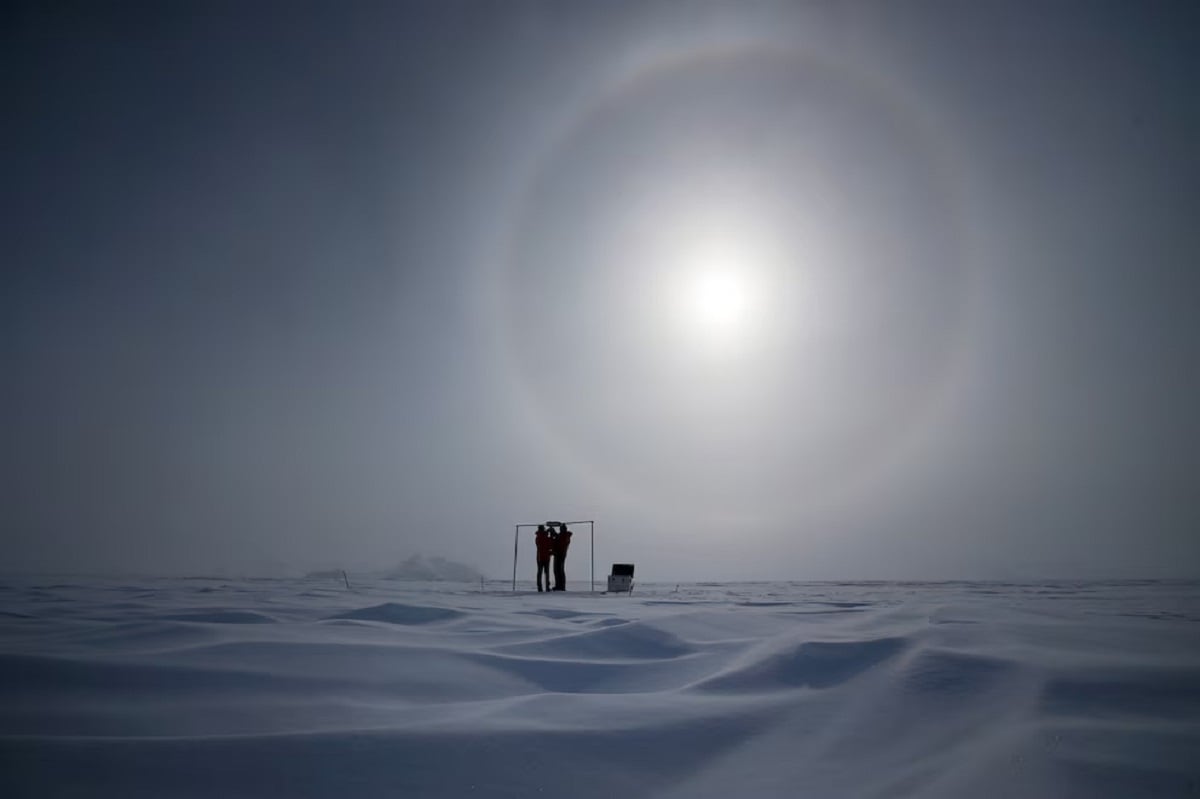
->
xmin=607 ymin=563 xmax=635 ymax=594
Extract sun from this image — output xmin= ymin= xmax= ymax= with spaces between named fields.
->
xmin=685 ymin=269 xmax=749 ymax=333
xmin=664 ymin=226 xmax=769 ymax=353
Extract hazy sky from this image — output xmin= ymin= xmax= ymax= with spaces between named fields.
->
xmin=4 ymin=1 xmax=1198 ymax=580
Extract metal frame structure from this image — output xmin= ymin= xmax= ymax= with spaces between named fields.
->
xmin=511 ymin=520 xmax=595 ymax=593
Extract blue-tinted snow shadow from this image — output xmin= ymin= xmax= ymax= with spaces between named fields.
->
xmin=693 ymin=636 xmax=908 ymax=693
xmin=0 ymin=713 xmax=777 ymax=799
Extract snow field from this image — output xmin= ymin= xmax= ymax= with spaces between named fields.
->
xmin=1 ymin=578 xmax=1198 ymax=797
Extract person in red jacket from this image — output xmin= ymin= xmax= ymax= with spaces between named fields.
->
xmin=552 ymin=524 xmax=573 ymax=591
xmin=534 ymin=525 xmax=553 ymax=592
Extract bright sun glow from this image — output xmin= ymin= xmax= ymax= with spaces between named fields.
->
xmin=686 ymin=270 xmax=749 ymax=332
xmin=629 ymin=183 xmax=802 ymax=360
xmin=664 ymin=225 xmax=770 ymax=354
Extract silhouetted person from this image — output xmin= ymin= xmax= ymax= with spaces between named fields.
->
xmin=534 ymin=525 xmax=553 ymax=592
xmin=553 ymin=524 xmax=573 ymax=591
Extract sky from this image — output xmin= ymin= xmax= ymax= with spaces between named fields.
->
xmin=3 ymin=1 xmax=1198 ymax=581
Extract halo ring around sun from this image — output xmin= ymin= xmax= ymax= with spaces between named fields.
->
xmin=484 ymin=33 xmax=979 ymax=520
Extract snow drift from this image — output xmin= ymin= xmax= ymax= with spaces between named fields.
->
xmin=0 ymin=577 xmax=1197 ymax=797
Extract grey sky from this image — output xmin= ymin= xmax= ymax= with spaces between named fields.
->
xmin=3 ymin=1 xmax=1198 ymax=579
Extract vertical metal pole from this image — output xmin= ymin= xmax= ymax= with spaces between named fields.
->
xmin=512 ymin=525 xmax=519 ymax=592
xmin=590 ymin=521 xmax=595 ymax=593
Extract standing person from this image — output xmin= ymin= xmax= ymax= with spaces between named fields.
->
xmin=553 ymin=524 xmax=573 ymax=591
xmin=534 ymin=525 xmax=553 ymax=592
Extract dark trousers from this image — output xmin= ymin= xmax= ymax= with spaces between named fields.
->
xmin=553 ymin=552 xmax=567 ymax=591
xmin=536 ymin=559 xmax=550 ymax=592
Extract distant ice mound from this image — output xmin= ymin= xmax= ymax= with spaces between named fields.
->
xmin=382 ymin=555 xmax=482 ymax=582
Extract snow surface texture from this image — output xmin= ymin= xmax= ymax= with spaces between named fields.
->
xmin=1 ymin=577 xmax=1198 ymax=797
xmin=307 ymin=554 xmax=483 ymax=583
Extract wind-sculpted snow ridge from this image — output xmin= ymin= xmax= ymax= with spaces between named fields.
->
xmin=328 ymin=602 xmax=464 ymax=625
xmin=1 ymin=578 xmax=1198 ymax=797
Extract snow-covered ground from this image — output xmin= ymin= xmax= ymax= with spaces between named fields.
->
xmin=1 ymin=576 xmax=1197 ymax=797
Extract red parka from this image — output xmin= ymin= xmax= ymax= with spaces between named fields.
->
xmin=553 ymin=528 xmax=572 ymax=556
xmin=535 ymin=531 xmax=553 ymax=562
